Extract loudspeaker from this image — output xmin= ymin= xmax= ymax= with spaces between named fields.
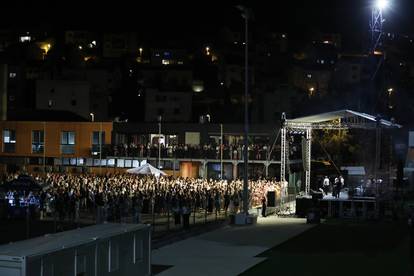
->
xmin=267 ymin=191 xmax=276 ymax=207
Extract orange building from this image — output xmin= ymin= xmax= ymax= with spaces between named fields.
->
xmin=0 ymin=121 xmax=112 ymax=173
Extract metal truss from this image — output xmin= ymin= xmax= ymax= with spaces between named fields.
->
xmin=280 ymin=127 xmax=287 ymax=183
xmin=305 ymin=129 xmax=312 ymax=195
xmin=370 ymin=5 xmax=384 ymax=54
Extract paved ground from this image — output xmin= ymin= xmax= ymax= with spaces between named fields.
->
xmin=152 ymin=216 xmax=313 ymax=276
xmin=242 ymin=219 xmax=414 ymax=276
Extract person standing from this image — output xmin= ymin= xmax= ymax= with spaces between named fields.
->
xmin=334 ymin=177 xmax=340 ymax=198
xmin=340 ymin=175 xmax=345 ymax=188
xmin=261 ymin=196 xmax=267 ymax=218
xmin=323 ymin=176 xmax=330 ymax=196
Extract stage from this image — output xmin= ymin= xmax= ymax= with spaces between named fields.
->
xmin=296 ymin=190 xmax=378 ymax=219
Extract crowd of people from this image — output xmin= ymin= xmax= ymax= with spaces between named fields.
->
xmin=110 ymin=143 xmax=279 ymax=161
xmin=1 ymin=173 xmax=282 ymax=223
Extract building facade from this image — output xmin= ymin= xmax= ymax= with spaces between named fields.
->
xmin=0 ymin=121 xmax=112 ymax=173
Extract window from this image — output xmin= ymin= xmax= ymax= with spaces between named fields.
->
xmin=3 ymin=129 xmax=16 ymax=153
xmin=32 ymin=130 xmax=44 ymax=153
xmin=92 ymin=131 xmax=105 ymax=156
xmin=19 ymin=36 xmax=31 ymax=42
xmin=117 ymin=159 xmax=125 ymax=168
xmin=107 ymin=159 xmax=115 ymax=166
xmin=92 ymin=131 xmax=105 ymax=145
xmin=76 ymin=158 xmax=84 ymax=166
xmin=124 ymin=159 xmax=132 ymax=167
xmin=61 ymin=131 xmax=75 ymax=154
xmin=9 ymin=72 xmax=16 ymax=78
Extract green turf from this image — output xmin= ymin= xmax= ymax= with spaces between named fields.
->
xmin=242 ymin=220 xmax=414 ymax=276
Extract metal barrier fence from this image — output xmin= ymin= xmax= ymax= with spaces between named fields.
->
xmin=34 ymin=201 xmax=231 ymax=239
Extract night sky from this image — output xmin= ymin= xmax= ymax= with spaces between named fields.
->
xmin=1 ymin=1 xmax=414 ymax=49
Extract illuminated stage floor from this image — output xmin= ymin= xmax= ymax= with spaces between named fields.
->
xmin=152 ymin=217 xmax=314 ymax=276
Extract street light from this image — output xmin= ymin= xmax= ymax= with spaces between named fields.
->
xmin=236 ymin=5 xmax=251 ymax=216
xmin=90 ymin=113 xmax=94 ymax=122
xmin=157 ymin=115 xmax=162 ymax=169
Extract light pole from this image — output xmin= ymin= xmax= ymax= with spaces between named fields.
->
xmin=157 ymin=115 xmax=162 ymax=169
xmin=220 ymin=123 xmax=223 ymax=179
xmin=43 ymin=121 xmax=46 ymax=174
xmin=237 ymin=5 xmax=250 ymax=215
xmin=89 ymin=112 xmax=95 ymax=122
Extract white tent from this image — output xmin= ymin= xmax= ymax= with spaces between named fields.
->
xmin=126 ymin=163 xmax=167 ymax=177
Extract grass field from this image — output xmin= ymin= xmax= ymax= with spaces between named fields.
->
xmin=242 ymin=220 xmax=413 ymax=276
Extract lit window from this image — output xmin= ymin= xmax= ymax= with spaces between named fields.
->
xmin=307 ymin=74 xmax=312 ymax=79
xmin=19 ymin=36 xmax=31 ymax=42
xmin=48 ymin=100 xmax=53 ymax=107
xmin=9 ymin=73 xmax=16 ymax=78
xmin=162 ymin=59 xmax=170 ymax=65
xmin=61 ymin=131 xmax=75 ymax=154
xmin=92 ymin=131 xmax=105 ymax=156
xmin=32 ymin=130 xmax=44 ymax=154
xmin=3 ymin=129 xmax=16 ymax=153
xmin=177 ymin=61 xmax=184 ymax=65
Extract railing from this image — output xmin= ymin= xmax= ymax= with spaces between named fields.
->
xmin=1 ymin=198 xmax=236 ymax=240
xmin=108 ymin=145 xmax=280 ymax=161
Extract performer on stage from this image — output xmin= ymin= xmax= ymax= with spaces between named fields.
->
xmin=322 ymin=176 xmax=330 ymax=196
xmin=334 ymin=176 xmax=342 ymax=198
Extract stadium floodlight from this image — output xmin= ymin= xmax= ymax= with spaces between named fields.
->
xmin=375 ymin=0 xmax=389 ymax=11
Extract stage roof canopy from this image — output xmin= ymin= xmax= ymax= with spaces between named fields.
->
xmin=286 ymin=109 xmax=402 ymax=130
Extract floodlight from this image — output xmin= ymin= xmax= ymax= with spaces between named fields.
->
xmin=376 ymin=0 xmax=389 ymax=10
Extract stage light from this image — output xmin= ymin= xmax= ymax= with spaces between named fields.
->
xmin=376 ymin=0 xmax=389 ymax=10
